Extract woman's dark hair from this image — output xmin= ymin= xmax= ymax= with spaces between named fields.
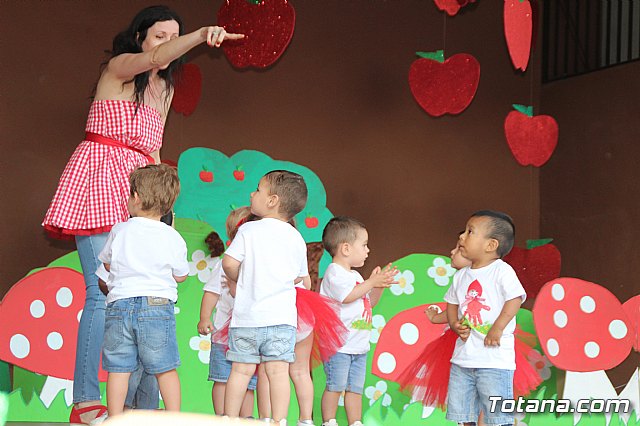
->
xmin=109 ymin=5 xmax=185 ymax=108
xmin=205 ymin=231 xmax=225 ymax=258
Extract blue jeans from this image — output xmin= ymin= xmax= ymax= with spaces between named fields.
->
xmin=125 ymin=363 xmax=160 ymax=409
xmin=73 ymin=234 xmax=158 ymax=407
xmin=446 ymin=363 xmax=514 ymax=425
xmin=227 ymin=325 xmax=296 ymax=364
xmin=323 ymin=352 xmax=367 ymax=394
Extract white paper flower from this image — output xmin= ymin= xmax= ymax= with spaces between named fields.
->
xmin=189 ymin=334 xmax=211 ymax=364
xmin=427 ymin=257 xmax=456 ymax=287
xmin=370 ymin=314 xmax=386 ymax=343
xmin=188 ymin=251 xmax=219 ymax=283
xmin=527 ymin=348 xmax=552 ymax=381
xmin=390 ymin=270 xmax=415 ymax=296
xmin=364 ymin=380 xmax=392 ymax=407
xmin=402 ymin=400 xmax=435 ymax=419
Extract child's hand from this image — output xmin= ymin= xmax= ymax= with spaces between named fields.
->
xmin=484 ymin=326 xmax=503 ymax=347
xmin=425 ymin=305 xmax=441 ymax=323
xmin=452 ymin=318 xmax=470 ymax=342
xmin=197 ymin=319 xmax=214 ymax=336
xmin=369 ymin=263 xmax=399 ymax=288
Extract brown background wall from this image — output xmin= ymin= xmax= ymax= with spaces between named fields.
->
xmin=0 ymin=0 xmax=541 ymax=295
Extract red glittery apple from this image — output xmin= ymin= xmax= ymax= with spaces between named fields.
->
xmin=233 ymin=166 xmax=245 ymax=181
xmin=171 ymin=63 xmax=202 ymax=116
xmin=408 ymin=50 xmax=480 ymax=117
xmin=504 ymin=0 xmax=533 ymax=71
xmin=217 ymin=0 xmax=295 ymax=69
xmin=304 ymin=214 xmax=319 ymax=229
xmin=433 ymin=0 xmax=476 ymax=16
xmin=503 ymin=239 xmax=561 ymax=299
xmin=504 ymin=104 xmax=558 ymax=167
xmin=199 ymin=167 xmax=214 ymax=183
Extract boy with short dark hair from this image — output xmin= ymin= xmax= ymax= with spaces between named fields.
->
xmin=222 ymin=170 xmax=310 ymax=425
xmin=99 ymin=164 xmax=189 ymax=417
xmin=445 ymin=210 xmax=526 ymax=426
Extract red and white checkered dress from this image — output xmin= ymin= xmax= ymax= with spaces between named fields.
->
xmin=43 ymin=99 xmax=164 ymax=239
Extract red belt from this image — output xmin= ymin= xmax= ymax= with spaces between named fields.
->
xmin=84 ymin=132 xmax=154 ymax=165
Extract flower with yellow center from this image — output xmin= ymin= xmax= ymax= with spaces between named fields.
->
xmin=390 ymin=270 xmax=415 ymax=296
xmin=427 ymin=257 xmax=456 ymax=287
xmin=188 ymin=250 xmax=220 ymax=283
xmin=364 ymin=381 xmax=392 ymax=406
xmin=189 ymin=334 xmax=212 ymax=364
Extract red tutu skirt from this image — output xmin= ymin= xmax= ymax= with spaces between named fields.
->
xmin=396 ymin=327 xmax=543 ymax=409
xmin=211 ymin=288 xmax=347 ymax=366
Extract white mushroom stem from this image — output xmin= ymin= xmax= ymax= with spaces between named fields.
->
xmin=39 ymin=376 xmax=74 ymax=408
xmin=619 ymin=368 xmax=640 ymax=423
xmin=563 ymin=370 xmax=618 ymax=425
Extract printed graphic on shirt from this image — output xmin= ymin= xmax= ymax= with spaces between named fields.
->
xmin=351 ymin=281 xmax=373 ymax=330
xmin=460 ymin=279 xmax=492 ymax=334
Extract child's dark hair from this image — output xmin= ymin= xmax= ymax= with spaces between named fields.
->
xmin=471 ymin=210 xmax=515 ymax=258
xmin=205 ymin=232 xmax=225 ymax=257
xmin=322 ymin=216 xmax=366 ymax=257
xmin=264 ymin=170 xmax=308 ymax=219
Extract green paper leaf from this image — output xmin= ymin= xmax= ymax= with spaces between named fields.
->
xmin=527 ymin=238 xmax=554 ymax=249
xmin=513 ymin=104 xmax=534 ymax=117
xmin=246 ymin=0 xmax=261 ymax=4
xmin=236 ymin=165 xmax=243 ymax=171
xmin=416 ymin=50 xmax=445 ymax=63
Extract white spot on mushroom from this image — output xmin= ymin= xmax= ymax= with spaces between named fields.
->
xmin=77 ymin=309 xmax=83 ymax=322
xmin=584 ymin=341 xmax=600 ymax=358
xmin=30 ymin=300 xmax=45 ymax=318
xmin=56 ymin=287 xmax=73 ymax=308
xmin=47 ymin=332 xmax=63 ymax=350
xmin=546 ymin=338 xmax=560 ymax=357
xmin=551 ymin=283 xmax=565 ymax=301
xmin=399 ymin=323 xmax=419 ymax=345
xmin=553 ymin=310 xmax=568 ymax=328
xmin=608 ymin=320 xmax=628 ymax=340
xmin=377 ymin=352 xmax=396 ymax=374
xmin=580 ymin=296 xmax=596 ymax=313
xmin=10 ymin=334 xmax=30 ymax=359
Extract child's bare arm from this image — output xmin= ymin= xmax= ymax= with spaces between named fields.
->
xmin=484 ymin=296 xmax=522 ymax=347
xmin=226 ymin=277 xmax=237 ymax=298
xmin=343 ymin=264 xmax=398 ymax=304
xmin=295 ymin=275 xmax=312 ymax=290
xmin=447 ymin=303 xmax=470 ymax=341
xmin=222 ymin=255 xmax=241 ymax=283
xmin=197 ymin=291 xmax=220 ymax=335
xmin=173 ymin=274 xmax=188 ymax=283
xmin=425 ymin=305 xmax=448 ymax=324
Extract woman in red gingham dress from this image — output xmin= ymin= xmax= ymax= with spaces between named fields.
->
xmin=42 ymin=6 xmax=243 ymax=424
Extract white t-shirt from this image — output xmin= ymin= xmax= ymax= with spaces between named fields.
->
xmin=225 ymin=218 xmax=308 ymax=328
xmin=320 ymin=263 xmax=371 ymax=354
xmin=98 ymin=217 xmax=189 ymax=304
xmin=203 ymin=258 xmax=235 ymax=343
xmin=444 ymin=259 xmax=526 ymax=369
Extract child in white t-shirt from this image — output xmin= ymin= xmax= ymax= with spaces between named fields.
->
xmin=319 ymin=216 xmax=398 ymax=426
xmin=222 ymin=170 xmax=310 ymax=425
xmin=197 ymin=207 xmax=257 ymax=417
xmin=98 ymin=164 xmax=189 ymax=417
xmin=444 ymin=210 xmax=526 ymax=426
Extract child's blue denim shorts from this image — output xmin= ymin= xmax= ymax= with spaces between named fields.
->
xmin=102 ymin=296 xmax=180 ymax=375
xmin=323 ymin=352 xmax=367 ymax=394
xmin=227 ymin=325 xmax=296 ymax=364
xmin=208 ymin=342 xmax=257 ymax=390
xmin=446 ymin=363 xmax=515 ymax=425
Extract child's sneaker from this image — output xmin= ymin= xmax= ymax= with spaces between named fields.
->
xmin=278 ymin=420 xmax=288 ymax=426
xmin=322 ymin=420 xmax=338 ymax=426
xmin=297 ymin=420 xmax=315 ymax=426
xmin=349 ymin=422 xmax=364 ymax=426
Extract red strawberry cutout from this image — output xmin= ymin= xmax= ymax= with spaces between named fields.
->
xmin=218 ymin=0 xmax=295 ymax=69
xmin=503 ymin=239 xmax=561 ymax=299
xmin=171 ymin=63 xmax=202 ymax=116
xmin=433 ymin=0 xmax=477 ymax=16
xmin=372 ymin=303 xmax=447 ymax=381
xmin=505 ymin=104 xmax=558 ymax=167
xmin=409 ymin=50 xmax=480 ymax=117
xmin=504 ymin=0 xmax=533 ymax=71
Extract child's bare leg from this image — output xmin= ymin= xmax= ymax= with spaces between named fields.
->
xmin=212 ymin=382 xmax=225 ymax=415
xmin=224 ymin=362 xmax=257 ymax=417
xmin=478 ymin=410 xmax=487 ymax=426
xmin=264 ymin=360 xmax=291 ymax=422
xmin=321 ymin=390 xmax=341 ymax=422
xmin=290 ymin=334 xmax=314 ymax=421
xmin=239 ymin=390 xmax=255 ymax=418
xmin=344 ymin=391 xmax=362 ymax=425
xmin=257 ymin=364 xmax=271 ymax=419
xmin=156 ymin=369 xmax=180 ymax=411
xmin=106 ymin=372 xmax=131 ymax=416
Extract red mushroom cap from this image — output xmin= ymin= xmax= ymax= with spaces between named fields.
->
xmin=372 ymin=303 xmax=447 ymax=381
xmin=622 ymin=295 xmax=640 ymax=352
xmin=533 ymin=277 xmax=633 ymax=372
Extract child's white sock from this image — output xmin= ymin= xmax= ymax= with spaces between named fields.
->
xmin=322 ymin=419 xmax=339 ymax=426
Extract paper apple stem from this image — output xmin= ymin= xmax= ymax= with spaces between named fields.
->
xmin=526 ymin=238 xmax=553 ymax=249
xmin=416 ymin=50 xmax=445 ymax=63
xmin=513 ymin=104 xmax=534 ymax=116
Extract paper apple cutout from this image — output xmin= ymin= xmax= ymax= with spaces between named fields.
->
xmin=217 ymin=0 xmax=295 ymax=69
xmin=171 ymin=63 xmax=202 ymax=116
xmin=433 ymin=0 xmax=477 ymax=16
xmin=304 ymin=214 xmax=319 ymax=229
xmin=199 ymin=167 xmax=214 ymax=183
xmin=233 ymin=166 xmax=245 ymax=181
xmin=504 ymin=239 xmax=561 ymax=299
xmin=504 ymin=0 xmax=533 ymax=71
xmin=505 ymin=104 xmax=558 ymax=167
xmin=409 ymin=50 xmax=480 ymax=117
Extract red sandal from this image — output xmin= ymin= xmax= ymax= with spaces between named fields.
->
xmin=69 ymin=404 xmax=108 ymax=425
